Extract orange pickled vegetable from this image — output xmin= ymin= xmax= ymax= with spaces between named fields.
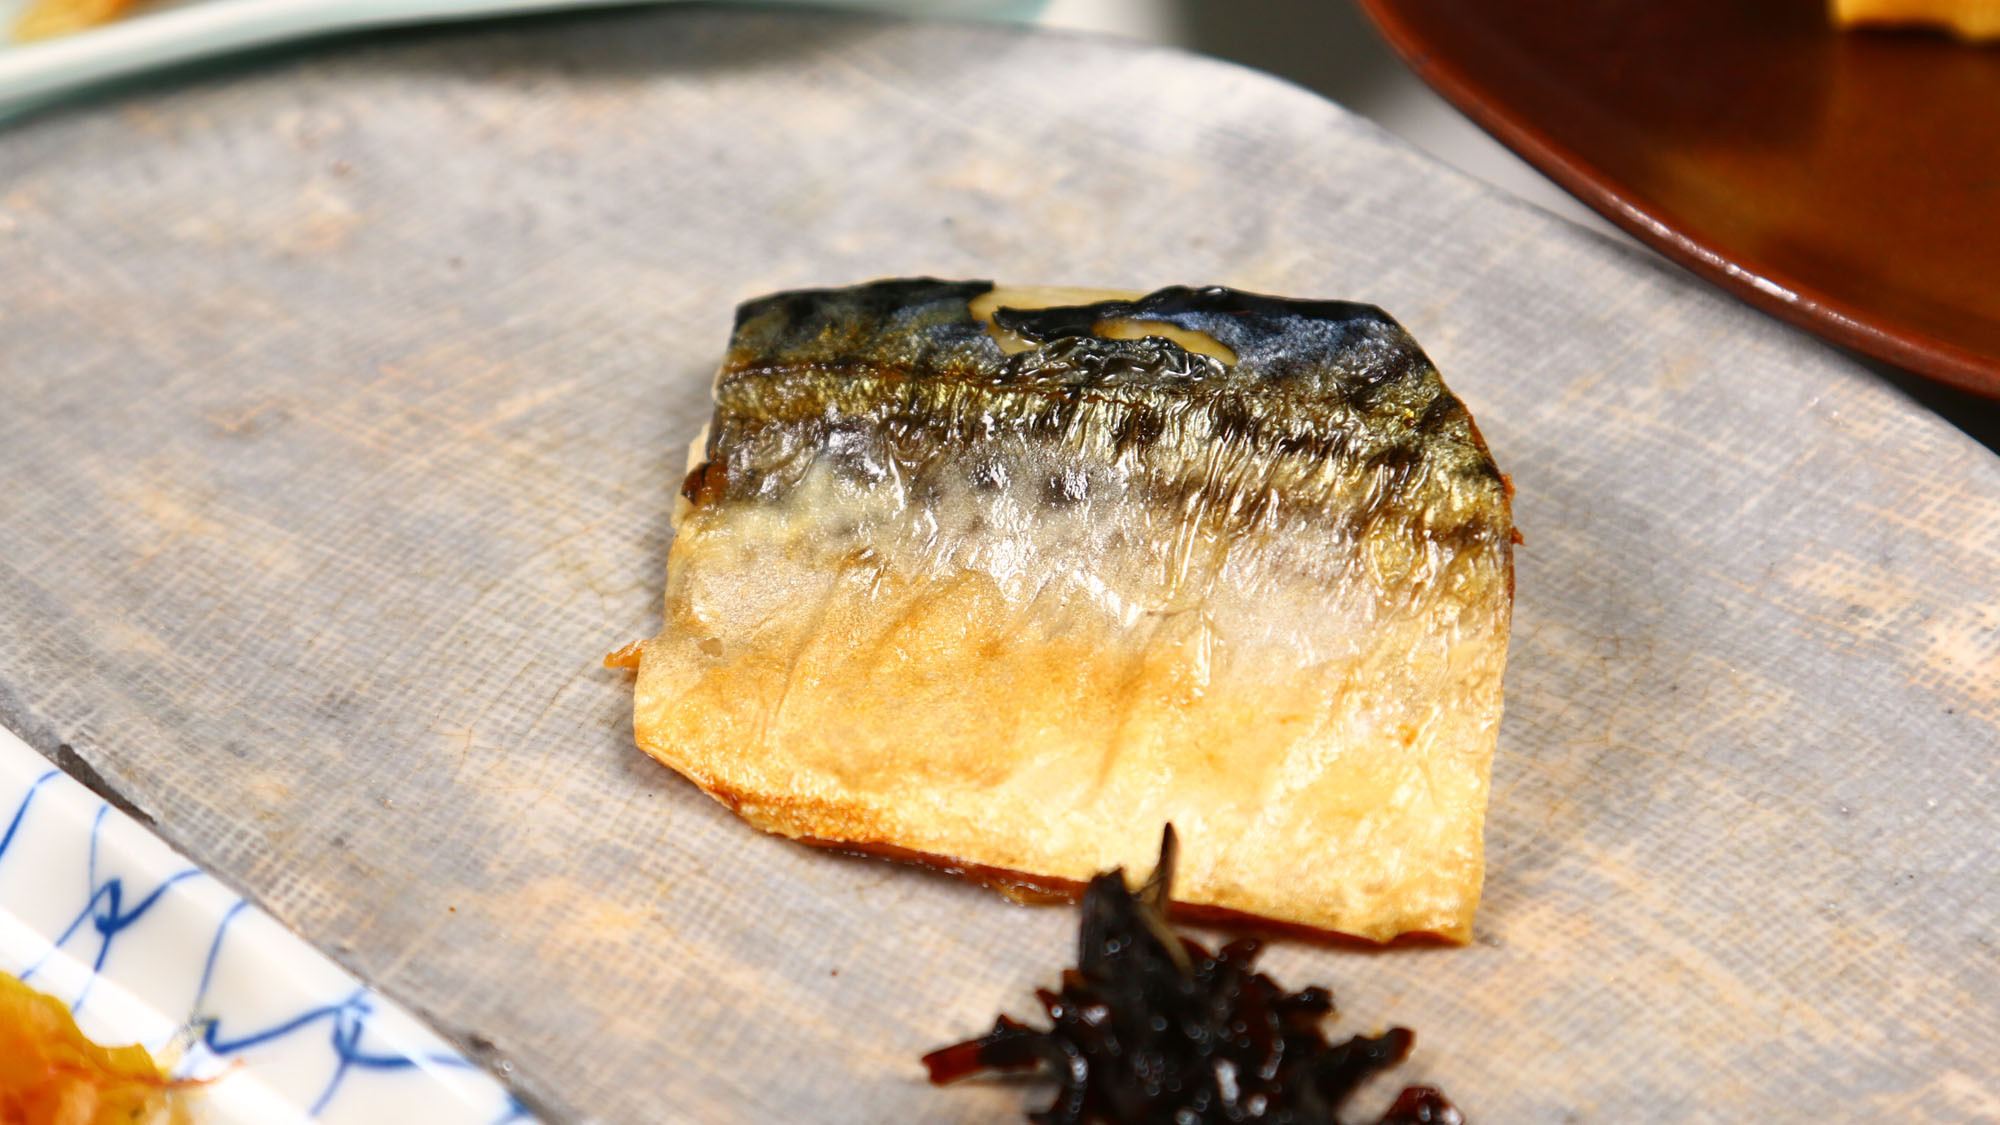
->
xmin=0 ymin=972 xmax=194 ymax=1125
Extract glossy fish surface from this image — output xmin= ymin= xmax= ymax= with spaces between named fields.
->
xmin=631 ymin=279 xmax=1513 ymax=942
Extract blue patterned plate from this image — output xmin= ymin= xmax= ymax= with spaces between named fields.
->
xmin=0 ymin=726 xmax=532 ymax=1124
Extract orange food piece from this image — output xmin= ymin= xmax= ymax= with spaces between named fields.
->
xmin=0 ymin=973 xmax=193 ymax=1125
xmin=12 ymin=0 xmax=140 ymax=41
xmin=1831 ymin=0 xmax=2000 ymax=39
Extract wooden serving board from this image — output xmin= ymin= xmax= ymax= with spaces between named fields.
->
xmin=1 ymin=10 xmax=1995 ymax=1121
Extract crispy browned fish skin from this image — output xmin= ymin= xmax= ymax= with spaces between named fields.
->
xmin=634 ymin=280 xmax=1513 ymax=943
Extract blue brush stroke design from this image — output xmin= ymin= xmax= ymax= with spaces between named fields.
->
xmin=200 ymin=989 xmax=502 ymax=1116
xmin=188 ymin=895 xmax=504 ymax=1117
xmin=15 ymin=802 xmax=205 ymax=1012
xmin=194 ymin=897 xmax=254 ymax=1010
xmin=162 ymin=895 xmax=256 ymax=1081
xmin=0 ymin=768 xmax=57 ymax=863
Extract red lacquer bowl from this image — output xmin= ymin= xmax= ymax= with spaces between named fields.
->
xmin=1356 ymin=0 xmax=2000 ymax=396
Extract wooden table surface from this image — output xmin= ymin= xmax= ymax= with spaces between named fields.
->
xmin=0 ymin=9 xmax=1995 ymax=1121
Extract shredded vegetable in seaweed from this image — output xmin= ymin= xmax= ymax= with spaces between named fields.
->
xmin=924 ymin=827 xmax=1462 ymax=1125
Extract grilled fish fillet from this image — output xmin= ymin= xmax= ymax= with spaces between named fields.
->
xmin=629 ymin=280 xmax=1513 ymax=942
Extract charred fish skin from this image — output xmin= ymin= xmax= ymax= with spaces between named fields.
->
xmin=638 ymin=279 xmax=1513 ymax=943
xmin=701 ymin=283 xmax=1505 ymax=599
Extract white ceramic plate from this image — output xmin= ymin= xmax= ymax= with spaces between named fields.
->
xmin=0 ymin=726 xmax=533 ymax=1124
xmin=0 ymin=0 xmax=1039 ymax=114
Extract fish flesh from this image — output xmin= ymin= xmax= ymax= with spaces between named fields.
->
xmin=628 ymin=279 xmax=1513 ymax=942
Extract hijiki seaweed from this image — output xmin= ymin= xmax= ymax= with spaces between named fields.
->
xmin=923 ymin=827 xmax=1462 ymax=1125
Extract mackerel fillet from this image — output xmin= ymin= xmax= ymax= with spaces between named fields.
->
xmin=630 ymin=280 xmax=1513 ymax=942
